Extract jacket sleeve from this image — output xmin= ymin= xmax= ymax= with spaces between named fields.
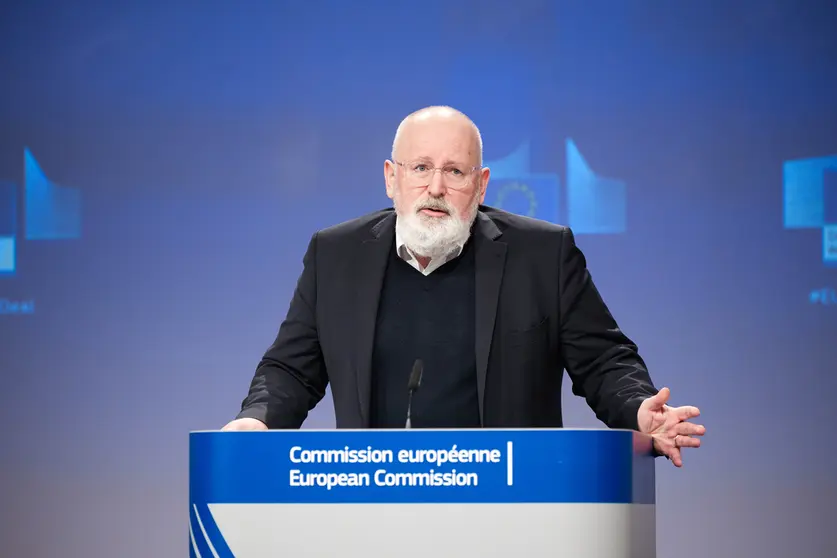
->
xmin=235 ymin=232 xmax=328 ymax=428
xmin=557 ymin=227 xmax=658 ymax=430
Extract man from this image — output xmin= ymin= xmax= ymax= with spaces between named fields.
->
xmin=223 ymin=106 xmax=704 ymax=467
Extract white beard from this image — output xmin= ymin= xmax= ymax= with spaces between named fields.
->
xmin=395 ymin=194 xmax=479 ymax=260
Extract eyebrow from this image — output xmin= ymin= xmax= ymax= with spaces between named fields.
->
xmin=411 ymin=157 xmax=470 ymax=167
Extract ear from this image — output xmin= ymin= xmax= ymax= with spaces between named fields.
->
xmin=477 ymin=166 xmax=490 ymax=204
xmin=384 ymin=160 xmax=396 ymax=199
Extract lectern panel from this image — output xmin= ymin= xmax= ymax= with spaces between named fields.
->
xmin=189 ymin=429 xmax=656 ymax=558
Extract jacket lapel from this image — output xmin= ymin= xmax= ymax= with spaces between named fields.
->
xmin=473 ymin=212 xmax=506 ymax=425
xmin=353 ymin=212 xmax=396 ymax=427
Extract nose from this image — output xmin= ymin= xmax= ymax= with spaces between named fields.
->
xmin=426 ymin=171 xmax=447 ymax=197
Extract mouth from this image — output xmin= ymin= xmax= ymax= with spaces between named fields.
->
xmin=419 ymin=208 xmax=449 ymax=217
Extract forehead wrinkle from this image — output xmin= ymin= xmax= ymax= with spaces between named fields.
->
xmin=399 ymin=137 xmax=476 ymax=165
xmin=391 ymin=106 xmax=483 ymax=166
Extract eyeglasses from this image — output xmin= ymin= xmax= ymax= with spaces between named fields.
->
xmin=395 ymin=160 xmax=480 ymax=189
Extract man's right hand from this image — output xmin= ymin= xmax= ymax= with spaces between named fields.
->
xmin=221 ymin=418 xmax=268 ymax=431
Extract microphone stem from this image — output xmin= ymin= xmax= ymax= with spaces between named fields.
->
xmin=405 ymin=389 xmax=414 ymax=429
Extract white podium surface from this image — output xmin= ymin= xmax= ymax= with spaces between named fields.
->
xmin=189 ymin=428 xmax=656 ymax=558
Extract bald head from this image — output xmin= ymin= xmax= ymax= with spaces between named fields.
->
xmin=391 ymin=106 xmax=483 ymax=167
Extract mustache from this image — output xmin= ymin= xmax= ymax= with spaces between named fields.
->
xmin=414 ymin=198 xmax=452 ymax=214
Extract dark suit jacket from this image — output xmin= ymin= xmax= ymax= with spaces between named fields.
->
xmin=236 ymin=205 xmax=658 ymax=431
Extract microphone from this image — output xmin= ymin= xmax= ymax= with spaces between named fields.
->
xmin=405 ymin=359 xmax=423 ymax=429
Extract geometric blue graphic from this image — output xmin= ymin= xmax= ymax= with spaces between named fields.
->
xmin=809 ymin=287 xmax=837 ymax=306
xmin=825 ymin=225 xmax=837 ymax=266
xmin=24 ymin=148 xmax=82 ymax=240
xmin=189 ymin=502 xmax=234 ymax=558
xmin=485 ymin=141 xmax=560 ymax=224
xmin=0 ymin=149 xmax=81 ymax=278
xmin=0 ymin=182 xmax=17 ymax=274
xmin=783 ymin=154 xmax=837 ymax=267
xmin=566 ymin=139 xmax=626 ymax=234
xmin=0 ymin=182 xmax=15 ymax=236
xmin=0 ymin=236 xmax=14 ymax=274
xmin=825 ymin=170 xmax=837 ymax=266
xmin=824 ymin=169 xmax=837 ymax=224
xmin=485 ymin=139 xmax=627 ymax=234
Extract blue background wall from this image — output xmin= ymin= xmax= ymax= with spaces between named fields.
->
xmin=1 ymin=1 xmax=835 ymax=556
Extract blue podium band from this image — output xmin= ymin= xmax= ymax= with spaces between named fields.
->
xmin=189 ymin=429 xmax=655 ymax=505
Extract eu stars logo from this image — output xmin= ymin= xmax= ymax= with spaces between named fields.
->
xmin=485 ymin=139 xmax=626 ymax=234
xmin=493 ymin=179 xmax=556 ymax=222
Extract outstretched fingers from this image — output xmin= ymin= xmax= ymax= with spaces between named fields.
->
xmin=675 ymin=421 xmax=706 ymax=437
xmin=675 ymin=405 xmax=701 ymax=421
xmin=674 ymin=435 xmax=702 ymax=449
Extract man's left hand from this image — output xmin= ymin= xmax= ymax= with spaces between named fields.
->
xmin=637 ymin=387 xmax=705 ymax=467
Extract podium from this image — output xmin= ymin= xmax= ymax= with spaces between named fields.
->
xmin=189 ymin=428 xmax=656 ymax=558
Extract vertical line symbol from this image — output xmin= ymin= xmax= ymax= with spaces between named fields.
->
xmin=506 ymin=441 xmax=514 ymax=486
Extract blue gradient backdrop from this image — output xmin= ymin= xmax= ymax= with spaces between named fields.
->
xmin=1 ymin=1 xmax=836 ymax=556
